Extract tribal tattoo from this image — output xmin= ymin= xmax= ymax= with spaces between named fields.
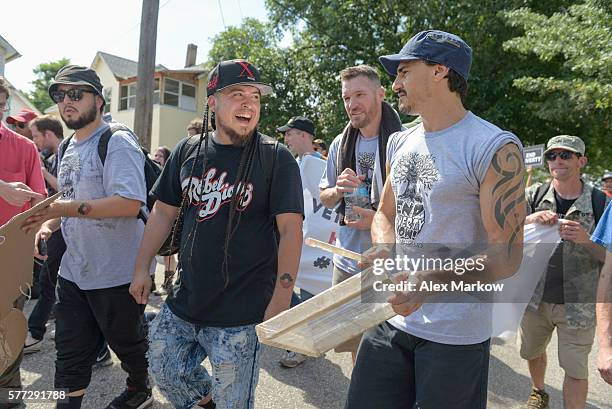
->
xmin=489 ymin=143 xmax=526 ymax=255
xmin=77 ymin=202 xmax=92 ymax=216
xmin=279 ymin=273 xmax=294 ymax=289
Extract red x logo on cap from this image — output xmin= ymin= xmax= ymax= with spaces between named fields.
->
xmin=237 ymin=61 xmax=254 ymax=79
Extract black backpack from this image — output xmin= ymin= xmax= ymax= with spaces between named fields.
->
xmin=531 ymin=182 xmax=607 ymax=225
xmin=59 ymin=124 xmax=162 ymax=223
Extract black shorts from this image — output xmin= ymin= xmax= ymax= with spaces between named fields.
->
xmin=346 ymin=321 xmax=490 ymax=409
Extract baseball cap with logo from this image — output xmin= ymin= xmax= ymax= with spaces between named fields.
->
xmin=379 ymin=30 xmax=473 ymax=80
xmin=544 ymin=135 xmax=586 ymax=156
xmin=6 ymin=108 xmax=38 ymax=125
xmin=206 ymin=60 xmax=273 ymax=97
xmin=48 ymin=65 xmax=105 ymax=102
xmin=277 ymin=116 xmax=316 ymax=136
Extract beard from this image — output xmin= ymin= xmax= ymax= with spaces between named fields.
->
xmin=61 ymin=103 xmax=98 ymax=130
xmin=216 ymin=118 xmax=255 ymax=147
xmin=349 ymin=103 xmax=379 ymax=129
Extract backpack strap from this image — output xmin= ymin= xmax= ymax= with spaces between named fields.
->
xmin=591 ymin=187 xmax=607 ymax=225
xmin=58 ymin=133 xmax=75 ymax=166
xmin=97 ymin=124 xmax=127 ymax=165
xmin=531 ymin=182 xmax=551 ymax=213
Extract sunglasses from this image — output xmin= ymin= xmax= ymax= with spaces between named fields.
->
xmin=15 ymin=122 xmax=26 ymax=129
xmin=545 ymin=151 xmax=580 ymax=161
xmin=50 ymin=88 xmax=96 ymax=103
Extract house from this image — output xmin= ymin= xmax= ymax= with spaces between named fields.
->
xmin=0 ymin=35 xmax=42 ymax=122
xmin=90 ymin=45 xmax=208 ymax=150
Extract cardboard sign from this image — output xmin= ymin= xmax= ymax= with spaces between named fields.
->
xmin=524 ymin=144 xmax=545 ymax=167
xmin=0 ymin=191 xmax=63 ymax=373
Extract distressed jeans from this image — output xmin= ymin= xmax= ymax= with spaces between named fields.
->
xmin=148 ymin=304 xmax=260 ymax=409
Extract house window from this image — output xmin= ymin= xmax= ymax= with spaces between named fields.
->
xmin=163 ymin=78 xmax=196 ymax=111
xmin=153 ymin=78 xmax=160 ymax=105
xmin=119 ymin=83 xmax=137 ymax=110
xmin=103 ymin=88 xmax=112 ymax=113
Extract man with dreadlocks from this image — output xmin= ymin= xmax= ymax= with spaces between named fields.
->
xmin=130 ymin=60 xmax=304 ymax=409
xmin=319 ymin=64 xmax=403 ymax=363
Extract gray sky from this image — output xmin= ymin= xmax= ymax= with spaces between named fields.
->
xmin=2 ymin=0 xmax=269 ymax=93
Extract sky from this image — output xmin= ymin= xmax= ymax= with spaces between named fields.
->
xmin=2 ymin=0 xmax=270 ymax=93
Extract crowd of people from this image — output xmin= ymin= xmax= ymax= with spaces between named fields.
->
xmin=0 ymin=29 xmax=610 ymax=409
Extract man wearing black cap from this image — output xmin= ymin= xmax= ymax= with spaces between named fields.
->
xmin=130 ymin=59 xmax=304 ymax=408
xmin=277 ymin=116 xmax=321 ymax=163
xmin=25 ymin=65 xmax=153 ymax=409
xmin=346 ymin=31 xmax=526 ymax=408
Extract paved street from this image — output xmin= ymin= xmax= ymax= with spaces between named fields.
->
xmin=18 ymin=267 xmax=610 ymax=408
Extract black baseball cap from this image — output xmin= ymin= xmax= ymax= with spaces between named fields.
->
xmin=277 ymin=116 xmax=316 ymax=136
xmin=379 ymin=30 xmax=472 ymax=81
xmin=206 ymin=59 xmax=273 ymax=97
xmin=49 ymin=65 xmax=105 ymax=101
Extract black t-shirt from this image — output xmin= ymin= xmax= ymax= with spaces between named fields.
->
xmin=151 ymin=133 xmax=303 ymax=326
xmin=542 ymin=190 xmax=576 ymax=304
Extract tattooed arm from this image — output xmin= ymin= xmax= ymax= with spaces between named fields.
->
xmin=264 ymin=213 xmax=303 ymax=321
xmin=477 ymin=142 xmax=527 ymax=280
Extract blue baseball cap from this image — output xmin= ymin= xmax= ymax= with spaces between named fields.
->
xmin=379 ymin=30 xmax=472 ymax=80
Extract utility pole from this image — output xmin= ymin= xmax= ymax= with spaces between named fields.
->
xmin=133 ymin=0 xmax=159 ymax=151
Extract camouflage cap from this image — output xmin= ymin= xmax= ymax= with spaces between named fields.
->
xmin=544 ymin=135 xmax=585 ymax=156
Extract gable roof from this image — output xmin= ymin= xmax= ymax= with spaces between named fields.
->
xmin=0 ymin=34 xmax=21 ymax=64
xmin=94 ymin=51 xmax=168 ymax=80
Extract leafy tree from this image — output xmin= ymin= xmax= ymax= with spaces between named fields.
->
xmin=28 ymin=58 xmax=70 ymax=113
xmin=502 ymin=0 xmax=611 ymax=175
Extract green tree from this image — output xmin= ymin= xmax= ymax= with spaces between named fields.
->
xmin=502 ymin=0 xmax=611 ymax=175
xmin=264 ymin=0 xmax=576 ymax=147
xmin=28 ymin=58 xmax=70 ymax=112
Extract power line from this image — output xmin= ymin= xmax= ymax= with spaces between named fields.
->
xmin=236 ymin=0 xmax=244 ymax=21
xmin=218 ymin=0 xmax=227 ymax=29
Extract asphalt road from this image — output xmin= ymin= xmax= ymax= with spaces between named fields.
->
xmin=17 ymin=268 xmax=611 ymax=408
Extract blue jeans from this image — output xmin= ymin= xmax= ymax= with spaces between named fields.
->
xmin=148 ymin=304 xmax=260 ymax=409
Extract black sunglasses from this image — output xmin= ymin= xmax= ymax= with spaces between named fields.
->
xmin=51 ymin=88 xmax=96 ymax=103
xmin=545 ymin=150 xmax=580 ymax=161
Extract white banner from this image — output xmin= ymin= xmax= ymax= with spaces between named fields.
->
xmin=296 ymin=155 xmax=340 ymax=295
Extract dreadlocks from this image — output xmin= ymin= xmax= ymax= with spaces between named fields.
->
xmin=174 ymin=99 xmax=260 ymax=288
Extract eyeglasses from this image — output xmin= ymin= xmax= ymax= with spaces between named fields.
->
xmin=15 ymin=122 xmax=26 ymax=129
xmin=545 ymin=151 xmax=580 ymax=161
xmin=50 ymin=88 xmax=96 ymax=103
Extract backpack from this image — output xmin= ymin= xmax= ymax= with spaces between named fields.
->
xmin=531 ymin=182 xmax=607 ymax=225
xmin=59 ymin=123 xmax=162 ymax=221
xmin=158 ymin=132 xmax=279 ymax=256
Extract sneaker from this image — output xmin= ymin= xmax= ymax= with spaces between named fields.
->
xmin=105 ymin=386 xmax=153 ymax=409
xmin=93 ymin=347 xmax=113 ymax=369
xmin=526 ymin=388 xmax=549 ymax=409
xmin=23 ymin=333 xmax=42 ymax=354
xmin=279 ymin=350 xmax=308 ymax=368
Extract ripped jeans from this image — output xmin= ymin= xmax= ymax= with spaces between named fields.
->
xmin=148 ymin=304 xmax=260 ymax=409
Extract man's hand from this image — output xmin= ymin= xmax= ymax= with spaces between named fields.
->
xmin=129 ymin=272 xmax=152 ymax=305
xmin=597 ymin=347 xmax=612 ymax=385
xmin=345 ymin=206 xmax=375 ymax=230
xmin=0 ymin=181 xmax=44 ymax=207
xmin=21 ymin=201 xmax=65 ymax=233
xmin=525 ymin=210 xmax=558 ymax=225
xmin=359 ymin=243 xmax=392 ymax=270
xmin=386 ymin=271 xmax=423 ymax=317
xmin=263 ymin=298 xmax=291 ymax=321
xmin=34 ymin=226 xmax=53 ymax=260
xmin=336 ymin=168 xmax=364 ymax=194
xmin=558 ymin=219 xmax=590 ymax=244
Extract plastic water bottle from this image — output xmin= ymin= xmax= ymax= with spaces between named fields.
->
xmin=344 ymin=185 xmax=370 ymax=222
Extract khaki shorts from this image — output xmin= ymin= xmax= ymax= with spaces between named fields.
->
xmin=332 ymin=265 xmax=363 ymax=354
xmin=518 ymin=302 xmax=595 ymax=380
